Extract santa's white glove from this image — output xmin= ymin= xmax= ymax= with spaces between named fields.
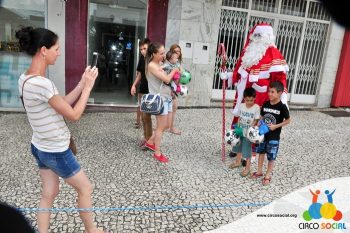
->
xmin=249 ymin=75 xmax=259 ymax=82
xmin=219 ymin=71 xmax=228 ymax=80
xmin=219 ymin=71 xmax=233 ymax=88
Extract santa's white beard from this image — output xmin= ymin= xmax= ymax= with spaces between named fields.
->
xmin=241 ymin=37 xmax=274 ymax=69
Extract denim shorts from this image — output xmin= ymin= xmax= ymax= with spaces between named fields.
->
xmin=256 ymin=140 xmax=280 ymax=161
xmin=161 ymin=97 xmax=173 ymax=115
xmin=31 ymin=144 xmax=81 ymax=179
xmin=232 ymin=137 xmax=252 ymax=159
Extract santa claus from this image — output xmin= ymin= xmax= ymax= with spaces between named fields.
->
xmin=231 ymin=23 xmax=289 ymax=126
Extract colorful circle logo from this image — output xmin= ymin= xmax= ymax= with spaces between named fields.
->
xmin=303 ymin=189 xmax=342 ymax=221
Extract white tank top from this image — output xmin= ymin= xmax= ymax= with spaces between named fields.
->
xmin=147 ymin=71 xmax=172 ymax=98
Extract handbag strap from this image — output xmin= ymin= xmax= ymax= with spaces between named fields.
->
xmin=20 ymin=75 xmax=38 ymax=111
xmin=21 ymin=75 xmax=56 ymax=111
xmin=144 ymin=79 xmax=164 ymax=104
xmin=158 ymin=81 xmax=163 ymax=94
xmin=144 ymin=94 xmax=159 ymax=104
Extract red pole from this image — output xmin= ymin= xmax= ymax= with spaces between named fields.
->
xmin=218 ymin=43 xmax=227 ymax=162
xmin=222 ymin=79 xmax=226 ymax=162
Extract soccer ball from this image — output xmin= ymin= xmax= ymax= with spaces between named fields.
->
xmin=247 ymin=126 xmax=264 ymax=143
xmin=180 ymin=70 xmax=191 ymax=84
xmin=179 ymin=85 xmax=188 ymax=97
xmin=225 ymin=130 xmax=240 ymax=146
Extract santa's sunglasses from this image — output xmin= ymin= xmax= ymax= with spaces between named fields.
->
xmin=251 ymin=33 xmax=262 ymax=39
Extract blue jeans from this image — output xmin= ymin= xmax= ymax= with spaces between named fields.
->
xmin=31 ymin=144 xmax=81 ymax=179
xmin=256 ymin=140 xmax=280 ymax=161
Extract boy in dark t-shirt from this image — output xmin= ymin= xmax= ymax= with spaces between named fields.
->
xmin=137 ymin=55 xmax=149 ymax=94
xmin=251 ymin=81 xmax=291 ymax=185
xmin=131 ymin=38 xmax=153 ymax=148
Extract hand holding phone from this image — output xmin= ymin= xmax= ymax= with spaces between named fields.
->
xmin=91 ymin=52 xmax=99 ymax=67
xmin=83 ymin=65 xmax=98 ymax=91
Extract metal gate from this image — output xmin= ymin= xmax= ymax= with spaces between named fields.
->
xmin=212 ymin=0 xmax=330 ymax=104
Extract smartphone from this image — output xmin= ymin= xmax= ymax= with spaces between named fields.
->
xmin=91 ymin=52 xmax=99 ymax=67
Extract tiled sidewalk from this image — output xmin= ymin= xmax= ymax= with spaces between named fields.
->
xmin=0 ymin=109 xmax=349 ymax=232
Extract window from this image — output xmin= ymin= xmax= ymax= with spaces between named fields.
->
xmin=0 ymin=0 xmax=45 ymax=108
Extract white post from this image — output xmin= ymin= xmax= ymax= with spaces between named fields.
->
xmin=47 ymin=0 xmax=66 ymax=95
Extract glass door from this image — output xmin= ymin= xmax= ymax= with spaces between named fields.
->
xmin=88 ymin=0 xmax=147 ymax=105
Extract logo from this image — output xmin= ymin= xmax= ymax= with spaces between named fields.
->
xmin=263 ymin=113 xmax=276 ymax=125
xmin=299 ymin=189 xmax=346 ymax=230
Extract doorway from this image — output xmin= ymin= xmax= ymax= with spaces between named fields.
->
xmin=88 ymin=0 xmax=147 ymax=105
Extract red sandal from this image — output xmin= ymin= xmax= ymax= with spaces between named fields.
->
xmin=262 ymin=176 xmax=272 ymax=186
xmin=153 ymin=153 xmax=169 ymax=163
xmin=251 ymin=172 xmax=263 ymax=179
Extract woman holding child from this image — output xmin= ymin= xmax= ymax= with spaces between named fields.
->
xmin=144 ymin=43 xmax=179 ymax=163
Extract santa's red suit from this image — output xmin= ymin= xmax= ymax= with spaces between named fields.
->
xmin=231 ymin=23 xmax=288 ymax=127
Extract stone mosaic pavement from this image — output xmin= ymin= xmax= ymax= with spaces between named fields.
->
xmin=0 ymin=109 xmax=349 ymax=232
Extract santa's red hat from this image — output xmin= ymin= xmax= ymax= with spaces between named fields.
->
xmin=251 ymin=23 xmax=274 ymax=37
xmin=243 ymin=23 xmax=274 ymax=52
xmin=233 ymin=23 xmax=275 ymax=83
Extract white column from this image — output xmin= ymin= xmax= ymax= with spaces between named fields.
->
xmin=317 ymin=23 xmax=345 ymax=108
xmin=47 ymin=0 xmax=66 ymax=94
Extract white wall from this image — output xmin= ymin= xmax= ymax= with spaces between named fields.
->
xmin=47 ymin=0 xmax=65 ymax=94
xmin=165 ymin=0 xmax=222 ymax=107
xmin=317 ymin=22 xmax=345 ymax=108
xmin=92 ymin=3 xmax=146 ymax=27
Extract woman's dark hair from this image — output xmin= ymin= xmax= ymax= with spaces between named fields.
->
xmin=145 ymin=42 xmax=163 ymax=73
xmin=0 ymin=202 xmax=35 ymax=233
xmin=15 ymin=27 xmax=58 ymax=56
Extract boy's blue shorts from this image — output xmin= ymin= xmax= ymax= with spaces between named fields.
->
xmin=256 ymin=140 xmax=280 ymax=161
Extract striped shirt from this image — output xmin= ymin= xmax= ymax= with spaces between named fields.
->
xmin=18 ymin=74 xmax=70 ymax=152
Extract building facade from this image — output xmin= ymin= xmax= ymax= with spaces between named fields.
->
xmin=0 ymin=0 xmax=348 ymax=111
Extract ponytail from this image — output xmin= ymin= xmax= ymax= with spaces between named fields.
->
xmin=145 ymin=42 xmax=163 ymax=74
xmin=16 ymin=27 xmax=58 ymax=56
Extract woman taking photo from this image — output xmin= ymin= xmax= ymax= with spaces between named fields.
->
xmin=144 ymin=42 xmax=179 ymax=163
xmin=16 ymin=27 xmax=107 ymax=233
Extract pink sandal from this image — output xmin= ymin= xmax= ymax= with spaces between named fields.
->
xmin=262 ymin=176 xmax=272 ymax=186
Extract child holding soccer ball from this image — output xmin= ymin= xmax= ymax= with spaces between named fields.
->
xmin=229 ymin=87 xmax=260 ymax=177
